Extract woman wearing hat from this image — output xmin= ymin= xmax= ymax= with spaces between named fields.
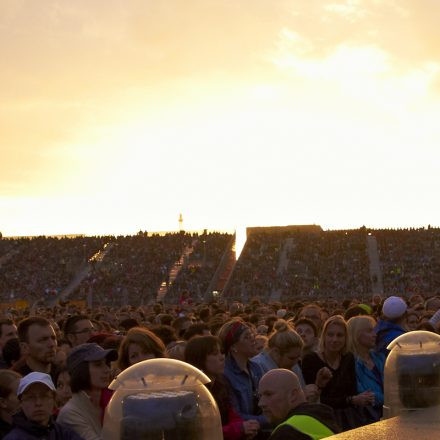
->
xmin=57 ymin=343 xmax=117 ymax=440
xmin=218 ymin=319 xmax=269 ymax=437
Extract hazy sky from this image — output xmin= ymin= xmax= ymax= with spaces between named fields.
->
xmin=1 ymin=0 xmax=439 ymax=236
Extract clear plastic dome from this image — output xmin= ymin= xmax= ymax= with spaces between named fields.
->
xmin=383 ymin=331 xmax=440 ymax=419
xmin=102 ymin=358 xmax=223 ymax=440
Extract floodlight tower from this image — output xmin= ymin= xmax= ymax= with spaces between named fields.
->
xmin=178 ymin=213 xmax=183 ymax=231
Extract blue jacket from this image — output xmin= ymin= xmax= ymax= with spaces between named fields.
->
xmin=355 ymin=351 xmax=385 ymax=407
xmin=224 ymin=354 xmax=269 ymax=427
xmin=375 ymin=319 xmax=406 ymax=356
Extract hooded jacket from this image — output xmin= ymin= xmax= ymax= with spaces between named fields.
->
xmin=269 ymin=402 xmax=340 ymax=440
xmin=375 ymin=319 xmax=406 ymax=356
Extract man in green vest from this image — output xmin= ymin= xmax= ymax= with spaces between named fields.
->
xmin=259 ymin=369 xmax=340 ymax=439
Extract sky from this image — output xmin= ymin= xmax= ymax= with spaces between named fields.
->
xmin=1 ymin=0 xmax=440 ymax=237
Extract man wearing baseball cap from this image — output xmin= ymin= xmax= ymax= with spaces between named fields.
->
xmin=4 ymin=372 xmax=83 ymax=439
xmin=375 ymin=296 xmax=407 ymax=356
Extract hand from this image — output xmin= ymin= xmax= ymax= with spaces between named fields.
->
xmin=243 ymin=420 xmax=260 ymax=438
xmin=352 ymin=391 xmax=375 ymax=406
xmin=304 ymin=384 xmax=320 ymax=402
xmin=316 ymin=367 xmax=333 ymax=388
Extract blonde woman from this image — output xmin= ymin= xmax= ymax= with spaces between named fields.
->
xmin=302 ymin=315 xmax=374 ymax=431
xmin=347 ymin=315 xmax=385 ymax=423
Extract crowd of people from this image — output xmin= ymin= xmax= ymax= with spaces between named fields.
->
xmin=0 ymin=290 xmax=438 ymax=439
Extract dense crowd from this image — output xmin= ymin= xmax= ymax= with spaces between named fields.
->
xmin=0 ymin=291 xmax=438 ymax=439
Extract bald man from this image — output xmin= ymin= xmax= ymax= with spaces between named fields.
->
xmin=259 ymin=369 xmax=340 ymax=440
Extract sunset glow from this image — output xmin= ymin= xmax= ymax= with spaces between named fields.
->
xmin=1 ymin=1 xmax=439 ymax=237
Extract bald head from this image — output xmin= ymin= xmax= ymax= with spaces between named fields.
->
xmin=259 ymin=369 xmax=305 ymax=424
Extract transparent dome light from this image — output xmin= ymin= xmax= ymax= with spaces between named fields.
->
xmin=383 ymin=331 xmax=440 ymax=420
xmin=102 ymin=358 xmax=223 ymax=440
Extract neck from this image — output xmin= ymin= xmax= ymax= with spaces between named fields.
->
xmin=85 ymin=388 xmax=102 ymax=407
xmin=25 ymin=358 xmax=51 ymax=374
xmin=357 ymin=346 xmax=371 ymax=361
xmin=231 ymin=352 xmax=249 ymax=372
xmin=323 ymin=349 xmax=340 ymax=365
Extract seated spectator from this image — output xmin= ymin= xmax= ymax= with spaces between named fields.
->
xmin=4 ymin=372 xmax=82 ymax=440
xmin=185 ymin=335 xmax=259 ymax=440
xmin=57 ymin=343 xmax=117 ymax=440
xmin=0 ymin=370 xmax=21 ymax=438
xmin=118 ymin=327 xmax=165 ymax=371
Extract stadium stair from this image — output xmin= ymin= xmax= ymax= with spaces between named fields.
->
xmin=269 ymin=237 xmax=293 ymax=302
xmin=367 ymin=234 xmax=384 ymax=295
xmin=156 ymin=240 xmax=197 ymax=303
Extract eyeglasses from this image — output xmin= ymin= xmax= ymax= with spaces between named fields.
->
xmin=21 ymin=393 xmax=54 ymax=403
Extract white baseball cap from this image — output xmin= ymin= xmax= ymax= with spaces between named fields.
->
xmin=17 ymin=372 xmax=56 ymax=396
xmin=382 ymin=296 xmax=407 ymax=319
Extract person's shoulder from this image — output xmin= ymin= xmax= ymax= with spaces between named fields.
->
xmin=269 ymin=424 xmax=311 ymax=440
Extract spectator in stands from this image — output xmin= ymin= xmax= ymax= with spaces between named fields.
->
xmin=54 ymin=367 xmax=72 ymax=408
xmin=0 ymin=370 xmax=21 ymax=438
xmin=57 ymin=343 xmax=117 ymax=440
xmin=375 ymin=296 xmax=407 ymax=356
xmin=64 ymin=316 xmax=96 ymax=348
xmin=298 ymin=305 xmax=323 ymax=335
xmin=293 ymin=318 xmax=318 ymax=358
xmin=118 ymin=327 xmax=166 ymax=371
xmin=4 ymin=372 xmax=82 ymax=440
xmin=302 ymin=315 xmax=374 ymax=431
xmin=252 ymin=320 xmax=303 ymax=383
xmin=258 ymin=369 xmax=339 ymax=440
xmin=347 ymin=316 xmax=385 ymax=423
xmin=218 ymin=319 xmax=269 ymax=432
xmin=185 ymin=335 xmax=260 ymax=439
xmin=183 ymin=323 xmax=211 ymax=340
xmin=13 ymin=317 xmax=58 ymax=380
xmin=0 ymin=319 xmax=17 ymax=369
xmin=2 ymin=338 xmax=21 ymax=368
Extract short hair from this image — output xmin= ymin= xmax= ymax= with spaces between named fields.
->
xmin=184 ymin=335 xmax=220 ymax=373
xmin=63 ymin=315 xmax=90 ymax=336
xmin=0 ymin=318 xmax=14 ymax=337
xmin=69 ymin=361 xmax=91 ymax=393
xmin=183 ymin=323 xmax=210 ymax=341
xmin=2 ymin=337 xmax=21 ymax=367
xmin=118 ymin=327 xmax=166 ymax=370
xmin=17 ymin=317 xmax=52 ymax=343
xmin=267 ymin=320 xmax=303 ymax=353
xmin=149 ymin=325 xmax=177 ymax=347
xmin=347 ymin=316 xmax=376 ymax=357
xmin=294 ymin=318 xmax=318 ymax=337
xmin=319 ymin=315 xmax=348 ymax=355
xmin=0 ymin=370 xmax=21 ymax=398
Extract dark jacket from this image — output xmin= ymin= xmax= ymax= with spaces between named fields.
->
xmin=3 ymin=411 xmax=84 ymax=440
xmin=269 ymin=403 xmax=340 ymax=440
xmin=375 ymin=319 xmax=406 ymax=356
xmin=0 ymin=418 xmax=13 ymax=439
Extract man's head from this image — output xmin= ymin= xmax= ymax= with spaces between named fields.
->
xmin=298 ymin=305 xmax=323 ymax=334
xmin=382 ymin=296 xmax=407 ymax=323
xmin=18 ymin=317 xmax=57 ymax=367
xmin=64 ymin=315 xmax=95 ymax=347
xmin=0 ymin=319 xmax=17 ymax=350
xmin=17 ymin=372 xmax=56 ymax=426
xmin=258 ymin=369 xmax=305 ymax=424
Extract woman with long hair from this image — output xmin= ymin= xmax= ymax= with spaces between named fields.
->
xmin=347 ymin=315 xmax=385 ymax=423
xmin=185 ymin=335 xmax=259 ymax=440
xmin=118 ymin=326 xmax=166 ymax=371
xmin=302 ymin=315 xmax=374 ymax=431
